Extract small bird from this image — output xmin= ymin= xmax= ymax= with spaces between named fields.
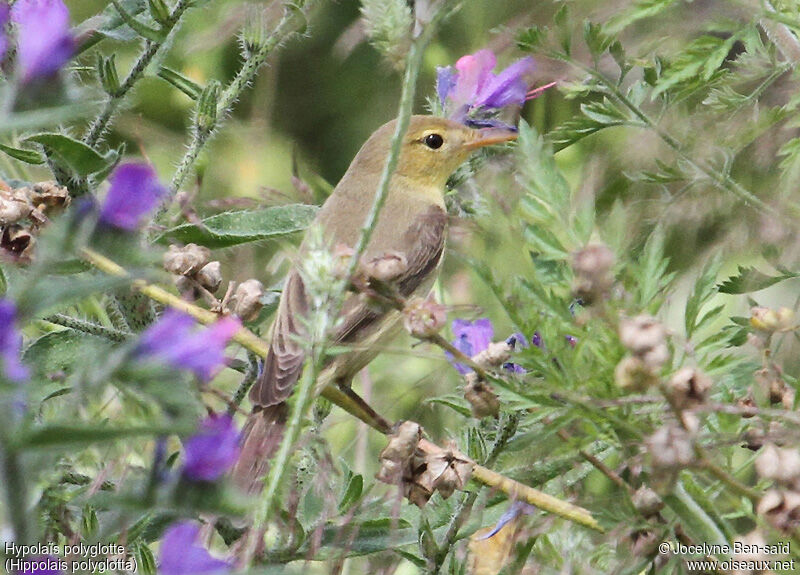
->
xmin=233 ymin=115 xmax=517 ymax=492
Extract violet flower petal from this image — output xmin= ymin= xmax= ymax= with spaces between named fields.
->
xmin=436 ymin=65 xmax=456 ymax=106
xmin=0 ymin=299 xmax=29 ymax=382
xmin=136 ymin=312 xmax=240 ymax=382
xmin=10 ymin=0 xmax=74 ymax=82
xmin=451 ymin=49 xmax=496 ymax=108
xmin=17 ymin=555 xmax=64 ymax=574
xmin=480 ymin=501 xmax=537 ymax=540
xmin=99 ymin=163 xmax=167 ymax=231
xmin=159 ymin=522 xmax=231 ymax=575
xmin=182 ymin=414 xmax=241 ymax=482
xmin=447 ymin=318 xmax=494 ymax=374
xmin=476 ymin=57 xmax=535 ymax=108
xmin=0 ymin=4 xmax=10 ymax=62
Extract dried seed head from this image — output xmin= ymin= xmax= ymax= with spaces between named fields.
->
xmin=614 ymin=356 xmax=658 ymax=392
xmin=464 ymin=373 xmax=500 ymax=418
xmin=757 ymin=489 xmax=800 ymax=533
xmin=163 ymin=243 xmax=211 ymax=276
xmin=403 ymin=296 xmax=447 ymax=338
xmin=379 ymin=421 xmax=422 ymax=464
xmin=1 ymin=224 xmax=35 ymax=260
xmin=361 ymin=250 xmax=408 ymax=283
xmin=631 ymin=486 xmax=664 ymax=517
xmin=232 ymin=279 xmax=265 ymax=321
xmin=571 ymin=243 xmax=615 ymax=304
xmin=619 ymin=315 xmax=669 ymax=369
xmin=755 ymin=366 xmax=789 ymax=406
xmin=668 ymin=367 xmax=713 ymax=409
xmin=755 ymin=443 xmax=800 ymax=487
xmin=417 ymin=444 xmax=473 ymax=499
xmin=31 ymin=181 xmax=70 ymax=209
xmin=196 ymin=261 xmax=223 ymax=294
xmin=646 ymin=424 xmax=695 ymax=469
xmin=750 ymin=306 xmax=795 ymax=333
xmin=742 ymin=427 xmax=766 ymax=451
xmin=0 ymin=189 xmax=33 ymax=226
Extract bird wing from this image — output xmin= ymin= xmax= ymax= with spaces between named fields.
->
xmin=249 ymin=204 xmax=448 ymax=408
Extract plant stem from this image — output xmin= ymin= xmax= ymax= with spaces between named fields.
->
xmin=0 ymin=445 xmax=30 ymax=544
xmin=169 ymin=1 xmax=313 ymax=196
xmin=42 ymin=313 xmax=131 ymax=342
xmin=83 ymin=0 xmax=194 ymax=148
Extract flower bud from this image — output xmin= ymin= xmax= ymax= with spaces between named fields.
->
xmin=147 ymin=0 xmax=171 ymax=25
xmin=196 ymin=261 xmax=222 ymax=294
xmin=463 ymin=373 xmax=500 ymax=418
xmin=30 ymin=181 xmax=70 ymax=209
xmin=668 ymin=367 xmax=712 ymax=409
xmin=646 ymin=424 xmax=695 ymax=469
xmin=0 ymin=189 xmax=33 ymax=226
xmin=571 ymin=243 xmax=615 ymax=304
xmin=472 ymin=341 xmax=512 ymax=369
xmin=232 ymin=279 xmax=264 ymax=321
xmin=755 ymin=443 xmax=800 ymax=487
xmin=619 ymin=315 xmax=669 ymax=369
xmin=196 ymin=81 xmax=220 ymax=135
xmin=615 ymin=356 xmax=658 ymax=392
xmin=163 ymin=243 xmax=211 ymax=276
xmin=361 ymin=250 xmax=408 ymax=283
xmin=631 ymin=486 xmax=663 ymax=517
xmin=403 ymin=296 xmax=446 ymax=338
xmin=757 ymin=489 xmax=800 ymax=533
xmin=96 ymin=53 xmax=120 ymax=96
xmin=750 ymin=306 xmax=795 ymax=332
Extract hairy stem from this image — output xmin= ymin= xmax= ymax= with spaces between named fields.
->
xmin=83 ymin=0 xmax=194 ymax=147
xmin=42 ymin=313 xmax=131 ymax=342
xmin=169 ymin=1 xmax=313 ymax=196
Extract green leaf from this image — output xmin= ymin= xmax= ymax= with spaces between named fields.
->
xmin=338 ymin=473 xmax=364 ymax=512
xmin=663 ymin=480 xmax=727 ymax=547
xmin=0 ymin=142 xmax=44 ymax=164
xmin=717 ymin=265 xmax=798 ymax=294
xmin=157 ymin=67 xmax=202 ymax=100
xmin=23 ymin=133 xmax=118 ymax=178
xmin=516 ymin=26 xmax=544 ymax=52
xmin=157 ymin=204 xmax=318 ymax=248
xmin=605 ymin=0 xmax=678 ymax=35
xmin=110 ymin=0 xmax=167 ymax=42
xmin=74 ymin=0 xmax=148 ymax=52
xmin=652 ymin=35 xmax=738 ymax=99
xmin=0 ymin=103 xmax=99 ymax=135
xmin=133 ymin=543 xmax=157 ymax=575
xmin=16 ymin=424 xmax=181 ymax=448
xmin=685 ymin=254 xmax=722 ymax=337
xmin=24 ymin=330 xmax=114 ymax=381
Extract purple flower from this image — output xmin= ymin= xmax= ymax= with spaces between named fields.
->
xmin=99 ymin=163 xmax=168 ymax=231
xmin=0 ymin=3 xmax=10 ymax=62
xmin=480 ymin=500 xmax=536 ymax=540
xmin=447 ymin=319 xmax=528 ymax=375
xmin=10 ymin=0 xmax=74 ymax=82
xmin=449 ymin=318 xmax=494 ymax=375
xmin=136 ymin=310 xmax=241 ymax=382
xmin=0 ymin=299 xmax=29 ymax=382
xmin=182 ymin=414 xmax=241 ymax=482
xmin=436 ymin=49 xmax=555 ymax=129
xmin=158 ymin=521 xmax=230 ymax=575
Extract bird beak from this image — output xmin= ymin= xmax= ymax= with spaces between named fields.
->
xmin=463 ymin=127 xmax=519 ymax=150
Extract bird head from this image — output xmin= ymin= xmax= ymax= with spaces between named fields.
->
xmin=356 ymin=115 xmax=518 ymax=190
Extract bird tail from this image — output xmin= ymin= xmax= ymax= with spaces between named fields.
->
xmin=232 ymin=404 xmax=288 ymax=494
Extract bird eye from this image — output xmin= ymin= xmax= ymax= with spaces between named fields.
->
xmin=423 ymin=133 xmax=444 ymax=149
